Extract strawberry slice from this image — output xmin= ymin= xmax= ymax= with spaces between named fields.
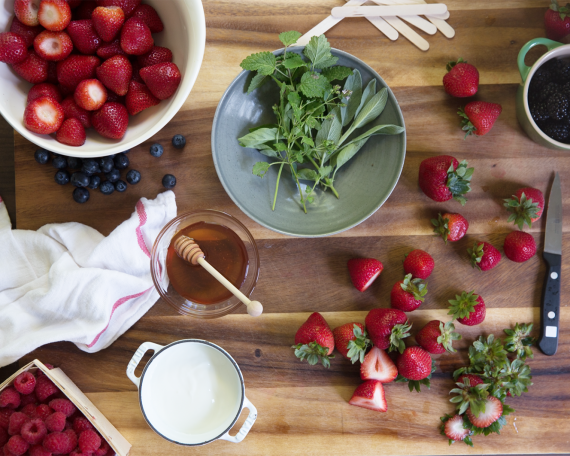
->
xmin=96 ymin=55 xmax=132 ymax=96
xmin=74 ymin=79 xmax=107 ymax=111
xmin=10 ymin=17 xmax=43 ymax=47
xmin=56 ymin=55 xmax=100 ymax=90
xmin=27 ymin=83 xmax=63 ymax=104
xmin=38 ymin=0 xmax=71 ymax=31
xmin=139 ymin=62 xmax=181 ymax=100
xmin=120 ymin=17 xmax=153 ymax=55
xmin=14 ymin=0 xmax=41 ymax=27
xmin=360 ymin=347 xmax=398 ymax=383
xmin=92 ymin=101 xmax=128 ymax=139
xmin=61 ymin=96 xmax=91 ymax=128
xmin=96 ymin=38 xmax=126 ymax=59
xmin=137 ymin=46 xmax=172 ymax=68
xmin=466 ymin=396 xmax=503 ymax=428
xmin=132 ymin=4 xmax=163 ymax=33
xmin=13 ymin=51 xmax=48 ymax=84
xmin=443 ymin=415 xmax=471 ymax=442
xmin=348 ymin=380 xmax=387 ymax=412
xmin=347 ymin=258 xmax=383 ymax=292
xmin=125 ymin=80 xmax=159 ymax=115
xmin=92 ymin=6 xmax=125 ymax=42
xmin=34 ymin=31 xmax=73 ymax=61
xmin=74 ymin=0 xmax=97 ymax=19
xmin=0 ymin=32 xmax=28 ymax=64
xmin=56 ymin=118 xmax=86 ymax=146
xmin=67 ymin=19 xmax=102 ymax=55
xmin=24 ymin=96 xmax=64 ymax=134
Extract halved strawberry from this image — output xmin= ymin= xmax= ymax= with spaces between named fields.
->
xmin=10 ymin=17 xmax=43 ymax=47
xmin=38 ymin=0 xmax=71 ymax=31
xmin=73 ymin=0 xmax=97 ymax=19
xmin=0 ymin=32 xmax=28 ymax=64
xmin=347 ymin=258 xmax=383 ymax=292
xmin=97 ymin=0 xmax=141 ymax=18
xmin=67 ymin=19 xmax=102 ymax=54
xmin=14 ymin=0 xmax=41 ymax=27
xmin=120 ymin=17 xmax=153 ymax=55
xmin=27 ymin=83 xmax=62 ymax=104
xmin=132 ymin=4 xmax=163 ymax=33
xmin=443 ymin=415 xmax=471 ymax=443
xmin=61 ymin=96 xmax=91 ymax=128
xmin=23 ymin=96 xmax=64 ymax=134
xmin=125 ymin=79 xmax=159 ymax=115
xmin=360 ymin=347 xmax=398 ymax=383
xmin=92 ymin=101 xmax=128 ymax=139
xmin=137 ymin=46 xmax=172 ymax=68
xmin=92 ymin=6 xmax=124 ymax=42
xmin=34 ymin=31 xmax=73 ymax=61
xmin=56 ymin=55 xmax=100 ymax=89
xmin=466 ymin=396 xmax=503 ymax=428
xmin=12 ymin=51 xmax=48 ymax=84
xmin=74 ymin=79 xmax=107 ymax=111
xmin=56 ymin=117 xmax=86 ymax=146
xmin=96 ymin=38 xmax=126 ymax=59
xmin=348 ymin=380 xmax=387 ymax=412
xmin=96 ymin=55 xmax=131 ymax=96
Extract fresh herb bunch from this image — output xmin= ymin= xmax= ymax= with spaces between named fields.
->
xmin=238 ymin=31 xmax=405 ymax=212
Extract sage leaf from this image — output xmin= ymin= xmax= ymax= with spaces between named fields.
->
xmin=279 ymin=30 xmax=302 ymax=46
xmin=299 ymin=71 xmax=331 ymax=98
xmin=238 ymin=127 xmax=281 ymax=148
xmin=355 ymin=79 xmax=376 ymax=118
xmin=316 ymin=107 xmax=342 ymax=147
xmin=240 ymin=51 xmax=277 ymax=75
xmin=303 ymin=35 xmax=338 ymax=69
xmin=252 ymin=161 xmax=271 ymax=177
xmin=297 ymin=168 xmax=319 ymax=181
xmin=283 ymin=53 xmax=306 ymax=69
xmin=331 ymin=137 xmax=371 ymax=171
xmin=256 ymin=144 xmax=279 ymax=158
xmin=340 ymin=69 xmax=362 ymax=127
xmin=321 ymin=66 xmax=353 ymax=82
xmin=342 ymin=124 xmax=404 ymax=147
xmin=352 ymin=88 xmax=388 ymax=130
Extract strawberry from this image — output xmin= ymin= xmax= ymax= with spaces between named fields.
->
xmin=12 ymin=51 xmax=48 ymax=84
xmin=14 ymin=0 xmax=41 ymax=27
xmin=503 ymin=231 xmax=536 ymax=263
xmin=56 ymin=55 xmax=100 ymax=89
xmin=403 ymin=249 xmax=434 ymax=279
xmin=442 ymin=414 xmax=471 ymax=444
xmin=365 ymin=308 xmax=411 ymax=353
xmin=0 ymin=33 xmax=28 ymax=64
xmin=33 ymin=31 xmax=73 ymax=61
xmin=443 ymin=58 xmax=479 ymax=98
xmin=468 ymin=241 xmax=501 ymax=271
xmin=458 ymin=101 xmax=502 ymax=138
xmin=97 ymin=0 xmax=141 ymax=18
xmin=92 ymin=6 xmax=124 ymax=42
xmin=137 ymin=46 xmax=172 ymax=68
xmin=66 ymin=20 xmax=102 ymax=55
xmin=96 ymin=38 xmax=126 ymax=58
xmin=46 ymin=61 xmax=58 ymax=83
xmin=74 ymin=79 xmax=107 ymax=111
xmin=23 ymin=96 xmax=64 ymax=134
xmin=415 ymin=320 xmax=461 ymax=354
xmin=120 ymin=17 xmax=153 ymax=55
xmin=92 ymin=101 xmax=128 ymax=139
xmin=347 ymin=258 xmax=383 ymax=292
xmin=56 ymin=118 xmax=85 ymax=146
xmin=27 ymin=83 xmax=62 ymax=104
xmin=504 ymin=187 xmax=545 ymax=230
xmin=396 ymin=346 xmax=434 ymax=391
xmin=418 ymin=155 xmax=473 ymax=205
xmin=292 ymin=312 xmax=335 ymax=368
xmin=431 ymin=212 xmax=469 ymax=243
xmin=466 ymin=396 xmax=503 ymax=428
xmin=139 ymin=62 xmax=181 ymax=100
xmin=74 ymin=0 xmax=97 ymax=19
xmin=125 ymin=80 xmax=159 ymax=115
xmin=348 ymin=380 xmax=387 ymax=412
xmin=545 ymin=1 xmax=570 ymax=40
xmin=360 ymin=346 xmax=398 ymax=383
xmin=61 ymin=95 xmax=91 ymax=128
xmin=332 ymin=323 xmax=370 ymax=363
xmin=390 ymin=273 xmax=427 ymax=312
xmin=456 ymin=374 xmax=484 ymax=388
xmin=96 ymin=55 xmax=132 ymax=96
xmin=448 ymin=291 xmax=486 ymax=326
xmin=130 ymin=58 xmax=143 ymax=82
xmin=38 ymin=0 xmax=71 ymax=31
xmin=10 ymin=17 xmax=43 ymax=47
xmin=67 ymin=0 xmax=81 ymax=8
xmin=132 ymin=4 xmax=163 ymax=33
xmin=106 ymin=90 xmax=124 ymax=104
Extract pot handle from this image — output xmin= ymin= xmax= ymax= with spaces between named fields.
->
xmin=518 ymin=37 xmax=564 ymax=83
xmin=219 ymin=396 xmax=258 ymax=443
xmin=126 ymin=341 xmax=164 ymax=388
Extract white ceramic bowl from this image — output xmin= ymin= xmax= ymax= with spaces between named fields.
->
xmin=0 ymin=0 xmax=205 ymax=157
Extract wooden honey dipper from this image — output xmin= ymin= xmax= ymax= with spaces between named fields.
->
xmin=174 ymin=235 xmax=263 ymax=317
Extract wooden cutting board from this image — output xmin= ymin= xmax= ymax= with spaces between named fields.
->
xmin=11 ymin=0 xmax=570 ymax=454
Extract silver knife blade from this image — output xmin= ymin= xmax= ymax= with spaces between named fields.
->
xmin=544 ymin=173 xmax=563 ymax=255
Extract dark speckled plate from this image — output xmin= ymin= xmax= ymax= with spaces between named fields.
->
xmin=211 ymin=47 xmax=406 ymax=237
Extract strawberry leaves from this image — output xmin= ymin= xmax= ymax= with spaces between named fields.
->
xmin=388 ymin=321 xmax=412 ymax=354
xmin=504 ymin=323 xmax=536 ymax=360
xmin=504 ymin=192 xmax=540 ymax=230
xmin=432 ymin=212 xmax=451 ymax=242
xmin=346 ymin=324 xmax=371 ymax=364
xmin=437 ymin=321 xmax=462 ymax=353
xmin=400 ymin=273 xmax=428 ymax=301
xmin=447 ymin=290 xmax=480 ymax=320
xmin=292 ymin=341 xmax=334 ymax=368
xmin=446 ymin=159 xmax=473 ymax=205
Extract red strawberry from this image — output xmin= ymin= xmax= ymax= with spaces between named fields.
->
xmin=38 ymin=0 xmax=71 ymax=31
xmin=504 ymin=187 xmax=545 ymax=230
xmin=443 ymin=58 xmax=479 ymax=98
xmin=415 ymin=320 xmax=461 ymax=354
xmin=57 ymin=55 xmax=100 ymax=89
xmin=96 ymin=38 xmax=126 ymax=58
xmin=468 ymin=241 xmax=501 ymax=271
xmin=67 ymin=0 xmax=81 ymax=8
xmin=448 ymin=291 xmax=486 ymax=326
xmin=137 ymin=46 xmax=172 ymax=68
xmin=96 ymin=55 xmax=132 ymax=96
xmin=332 ymin=322 xmax=370 ymax=363
xmin=545 ymin=1 xmax=570 ymax=40
xmin=365 ymin=308 xmax=410 ymax=353
xmin=92 ymin=101 xmax=127 ymax=139
xmin=132 ymin=4 xmax=163 ymax=33
xmin=23 ymin=96 xmax=64 ymax=134
xmin=397 ymin=346 xmax=433 ymax=390
xmin=418 ymin=155 xmax=473 ymax=205
xmin=390 ymin=274 xmax=427 ymax=312
xmin=10 ymin=17 xmax=43 ymax=47
xmin=466 ymin=396 xmax=503 ymax=428
xmin=27 ymin=83 xmax=62 ymax=104
xmin=56 ymin=118 xmax=86 ymax=146
xmin=442 ymin=414 xmax=471 ymax=443
xmin=67 ymin=20 xmax=102 ymax=55
xmin=74 ymin=78 xmax=107 ymax=111
xmin=106 ymin=91 xmax=124 ymax=104
xmin=139 ymin=62 xmax=181 ymax=100
xmin=12 ymin=51 xmax=48 ymax=84
xmin=34 ymin=31 xmax=73 ymax=61
xmin=458 ymin=101 xmax=502 ymax=138
xmin=92 ymin=6 xmax=124 ymax=42
xmin=0 ymin=33 xmax=28 ymax=64
xmin=457 ymin=374 xmax=484 ymax=388
xmin=46 ymin=61 xmax=58 ymax=83
xmin=432 ymin=212 xmax=469 ymax=243
xmin=360 ymin=346 xmax=398 ymax=383
xmin=120 ymin=17 xmax=153 ymax=55
xmin=97 ymin=0 xmax=141 ymax=18
xmin=292 ymin=312 xmax=335 ymax=368
xmin=347 ymin=258 xmax=383 ymax=292
xmin=503 ymin=231 xmax=536 ymax=263
xmin=125 ymin=80 xmax=159 ymax=115
xmin=348 ymin=380 xmax=387 ymax=412
xmin=74 ymin=0 xmax=97 ymax=19
xmin=14 ymin=0 xmax=41 ymax=27
xmin=403 ymin=249 xmax=434 ymax=279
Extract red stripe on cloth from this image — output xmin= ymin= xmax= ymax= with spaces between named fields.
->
xmin=135 ymin=200 xmax=150 ymax=258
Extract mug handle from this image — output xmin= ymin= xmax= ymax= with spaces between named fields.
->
xmin=126 ymin=341 xmax=164 ymax=388
xmin=219 ymin=396 xmax=258 ymax=443
xmin=517 ymin=37 xmax=564 ymax=83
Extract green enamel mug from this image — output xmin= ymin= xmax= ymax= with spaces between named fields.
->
xmin=516 ymin=37 xmax=570 ymax=150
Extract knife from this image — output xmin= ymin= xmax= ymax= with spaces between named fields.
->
xmin=538 ymin=173 xmax=563 ymax=356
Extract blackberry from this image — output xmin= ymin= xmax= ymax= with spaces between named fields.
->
xmin=98 ymin=157 xmax=114 ymax=173
xmin=531 ymin=67 xmax=553 ymax=86
xmin=547 ymin=92 xmax=568 ymax=120
xmin=172 ymin=134 xmax=186 ymax=149
xmin=115 ymin=180 xmax=127 ymax=192
xmin=542 ymin=122 xmax=570 ymax=142
xmin=561 ymin=81 xmax=570 ymax=97
xmin=126 ymin=169 xmax=141 ymax=184
xmin=73 ymin=188 xmax=90 ymax=204
xmin=149 ymin=144 xmax=163 ymax=157
xmin=557 ymin=62 xmax=570 ymax=81
xmin=52 ymin=155 xmax=67 ymax=169
xmin=54 ymin=170 xmax=70 ymax=185
xmin=114 ymin=153 xmax=129 ymax=169
xmin=71 ymin=172 xmax=90 ymax=188
xmin=530 ymin=101 xmax=550 ymax=124
xmin=34 ymin=149 xmax=50 ymax=164
xmin=88 ymin=175 xmax=101 ymax=190
xmin=100 ymin=180 xmax=115 ymax=195
xmin=82 ymin=158 xmax=100 ymax=176
xmin=162 ymin=174 xmax=176 ymax=189
xmin=106 ymin=168 xmax=121 ymax=183
xmin=67 ymin=157 xmax=82 ymax=169
xmin=540 ymin=82 xmax=560 ymax=101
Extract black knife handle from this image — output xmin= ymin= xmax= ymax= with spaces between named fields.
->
xmin=538 ymin=252 xmax=561 ymax=356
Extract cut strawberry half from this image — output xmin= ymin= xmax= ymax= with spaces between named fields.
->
xmin=10 ymin=17 xmax=43 ymax=47
xmin=348 ymin=380 xmax=387 ymax=412
xmin=96 ymin=55 xmax=132 ymax=96
xmin=74 ymin=79 xmax=107 ymax=111
xmin=14 ymin=0 xmax=41 ymax=27
xmin=360 ymin=347 xmax=398 ymax=383
xmin=38 ymin=0 xmax=71 ymax=31
xmin=56 ymin=55 xmax=100 ymax=90
xmin=34 ymin=31 xmax=73 ymax=61
xmin=125 ymin=80 xmax=159 ymax=115
xmin=466 ymin=396 xmax=503 ymax=428
xmin=92 ymin=101 xmax=128 ymax=139
xmin=13 ymin=51 xmax=48 ymax=84
xmin=67 ymin=19 xmax=102 ymax=55
xmin=137 ymin=46 xmax=172 ymax=68
xmin=27 ymin=83 xmax=63 ymax=104
xmin=132 ymin=4 xmax=163 ymax=33
xmin=92 ymin=6 xmax=125 ymax=42
xmin=0 ymin=32 xmax=28 ymax=64
xmin=120 ymin=17 xmax=153 ymax=55
xmin=347 ymin=258 xmax=383 ymax=292
xmin=56 ymin=118 xmax=86 ymax=146
xmin=24 ymin=96 xmax=65 ymax=134
xmin=61 ymin=96 xmax=92 ymax=128
xmin=443 ymin=414 xmax=471 ymax=443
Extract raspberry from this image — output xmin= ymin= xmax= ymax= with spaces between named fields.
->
xmin=42 ymin=432 xmax=70 ymax=454
xmin=7 ymin=413 xmax=27 ymax=436
xmin=2 ymin=444 xmax=13 ymax=456
xmin=45 ymin=412 xmax=66 ymax=432
xmin=78 ymin=430 xmax=100 ymax=453
xmin=29 ymin=444 xmax=52 ymax=456
xmin=20 ymin=419 xmax=46 ymax=446
xmin=94 ymin=439 xmax=110 ymax=456
xmin=0 ymin=428 xmax=7 ymax=447
xmin=0 ymin=409 xmax=14 ymax=430
xmin=35 ymin=405 xmax=53 ymax=422
xmin=70 ymin=451 xmax=92 ymax=456
xmin=72 ymin=417 xmax=93 ymax=434
xmin=0 ymin=389 xmax=20 ymax=410
xmin=48 ymin=399 xmax=75 ymax=418
xmin=19 ymin=392 xmax=37 ymax=408
xmin=35 ymin=377 xmax=58 ymax=403
xmin=64 ymin=419 xmax=73 ymax=430
xmin=20 ymin=403 xmax=36 ymax=418
xmin=13 ymin=372 xmax=36 ymax=396
xmin=63 ymin=429 xmax=78 ymax=453
xmin=6 ymin=435 xmax=29 ymax=456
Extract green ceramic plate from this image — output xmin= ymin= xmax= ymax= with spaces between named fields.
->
xmin=211 ymin=47 xmax=406 ymax=237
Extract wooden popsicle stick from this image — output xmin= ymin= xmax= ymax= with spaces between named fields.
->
xmin=382 ymin=15 xmax=429 ymax=51
xmin=371 ymin=0 xmax=450 ymax=19
xmin=331 ymin=4 xmax=447 ymax=18
xmin=365 ymin=15 xmax=400 ymax=40
xmin=394 ymin=15 xmax=436 ymax=34
xmin=424 ymin=14 xmax=455 ymax=38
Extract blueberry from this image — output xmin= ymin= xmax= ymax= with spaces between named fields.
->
xmin=82 ymin=158 xmax=101 ymax=176
xmin=115 ymin=180 xmax=127 ymax=192
xmin=114 ymin=153 xmax=129 ymax=169
xmin=52 ymin=155 xmax=68 ymax=169
xmin=100 ymin=180 xmax=115 ymax=195
xmin=67 ymin=157 xmax=82 ymax=169
xmin=98 ymin=157 xmax=114 ymax=173
xmin=149 ymin=143 xmax=163 ymax=157
xmin=88 ymin=175 xmax=101 ymax=189
xmin=126 ymin=169 xmax=141 ymax=184
xmin=34 ymin=149 xmax=50 ymax=164
xmin=73 ymin=187 xmax=90 ymax=204
xmin=106 ymin=168 xmax=121 ymax=183
xmin=172 ymin=134 xmax=186 ymax=149
xmin=54 ymin=170 xmax=70 ymax=185
xmin=70 ymin=171 xmax=90 ymax=188
xmin=162 ymin=174 xmax=176 ymax=189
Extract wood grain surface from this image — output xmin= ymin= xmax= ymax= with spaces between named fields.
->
xmin=9 ymin=0 xmax=570 ymax=455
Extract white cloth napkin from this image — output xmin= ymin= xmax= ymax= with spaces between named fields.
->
xmin=0 ymin=191 xmax=177 ymax=368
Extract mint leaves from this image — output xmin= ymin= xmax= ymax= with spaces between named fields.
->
xmin=240 ymin=51 xmax=276 ymax=75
